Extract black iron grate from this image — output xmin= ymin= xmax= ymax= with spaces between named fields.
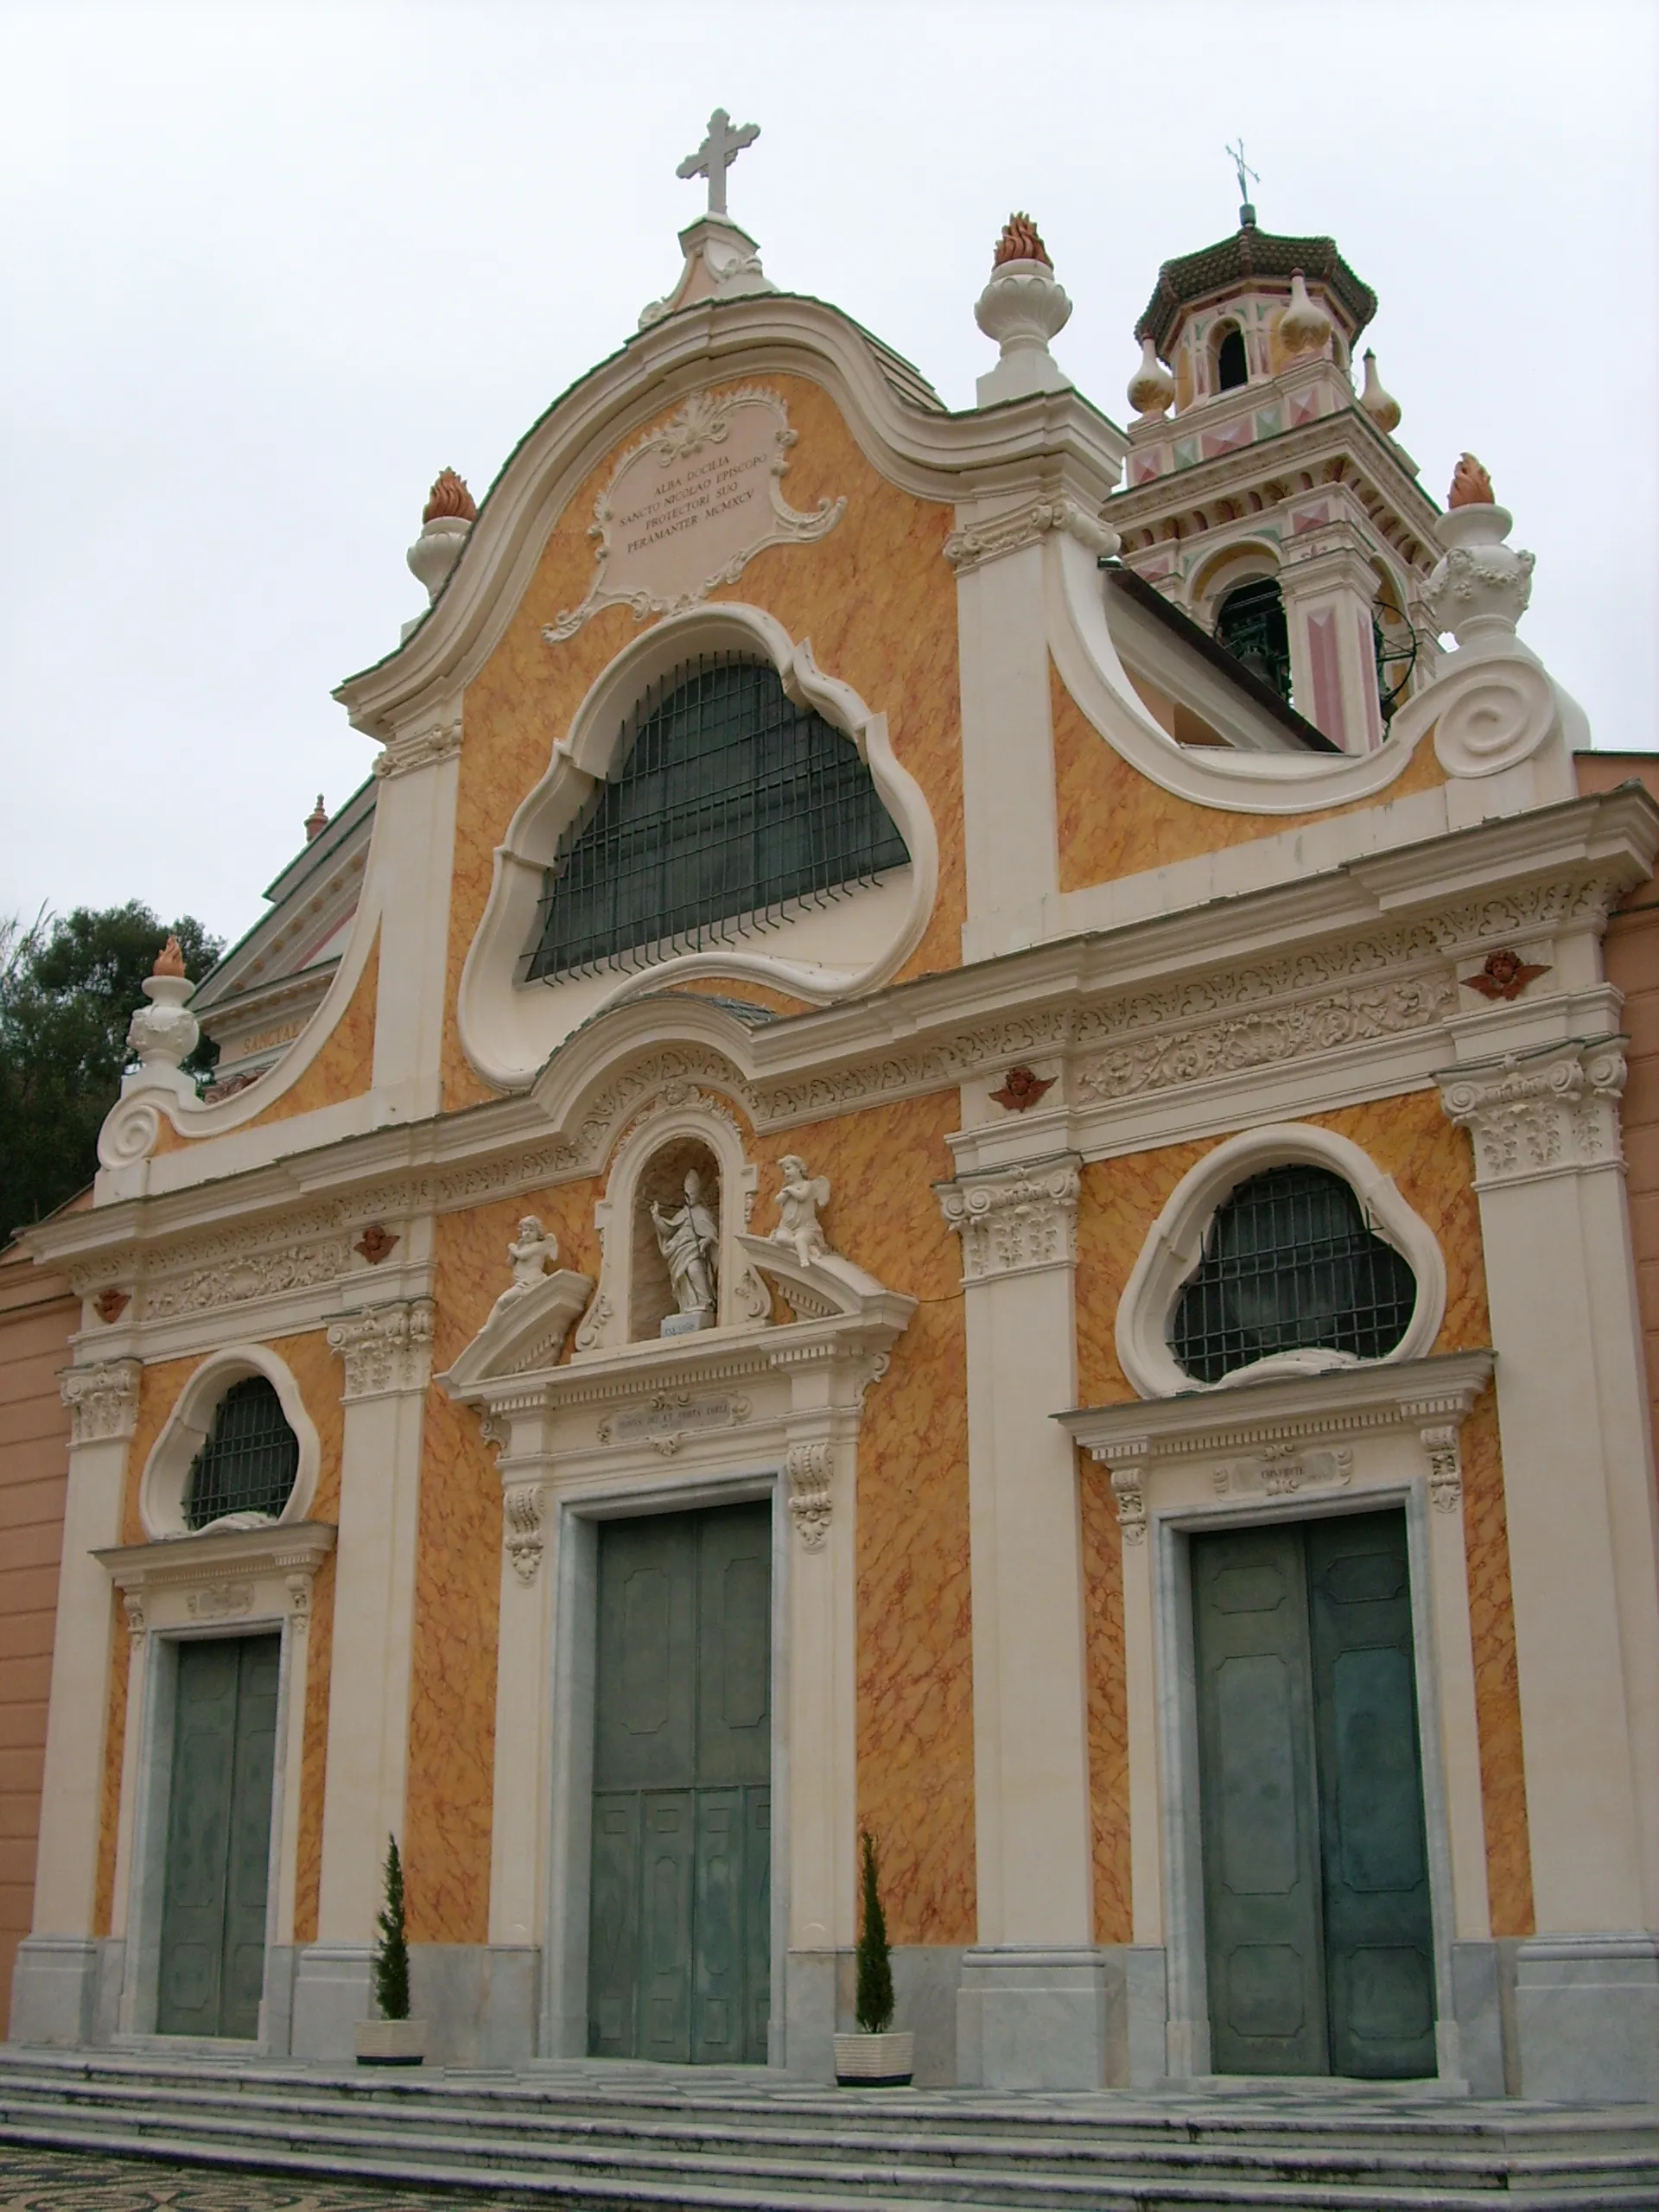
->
xmin=1214 ymin=576 xmax=1293 ymax=705
xmin=185 ymin=1376 xmax=300 ymax=1529
xmin=1169 ymin=1164 xmax=1416 ymax=1385
xmin=525 ymin=655 xmax=910 ymax=983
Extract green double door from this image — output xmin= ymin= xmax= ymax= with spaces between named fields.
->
xmin=588 ymin=1503 xmax=772 ymax=2064
xmin=156 ymin=1634 xmax=280 ymax=2040
xmin=1192 ymin=1509 xmax=1436 ymax=2079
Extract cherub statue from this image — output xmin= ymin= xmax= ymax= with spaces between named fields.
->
xmin=652 ymin=1172 xmax=719 ymax=1320
xmin=490 ymin=1215 xmax=557 ymax=1319
xmin=771 ymin=1155 xmax=831 ymax=1267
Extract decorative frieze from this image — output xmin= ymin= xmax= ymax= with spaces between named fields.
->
xmin=502 ymin=1484 xmax=545 ymax=1583
xmin=327 ymin=1300 xmax=437 ymax=1401
xmin=786 ymin=1440 xmax=834 ymax=1550
xmin=937 ymin=1158 xmax=1080 ymax=1285
xmin=60 ymin=1359 xmax=141 ymax=1446
xmin=1439 ymin=1039 xmax=1626 ymax=1187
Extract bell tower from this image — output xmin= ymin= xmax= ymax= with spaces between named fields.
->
xmin=1107 ymin=194 xmax=1442 ymax=753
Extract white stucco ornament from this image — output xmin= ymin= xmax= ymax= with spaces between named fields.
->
xmin=489 ymin=1216 xmax=558 ymax=1319
xmin=403 ymin=469 xmax=476 ymax=639
xmin=975 ymin=213 xmax=1072 ymax=404
xmin=126 ymin=938 xmax=199 ymax=1075
xmin=1424 ymin=499 xmax=1535 ymax=648
xmin=770 ymin=1155 xmax=832 ymax=1267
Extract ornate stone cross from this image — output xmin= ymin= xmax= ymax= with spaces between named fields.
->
xmin=677 ymin=107 xmax=760 ymax=219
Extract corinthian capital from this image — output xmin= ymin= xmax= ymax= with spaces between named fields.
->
xmin=1439 ymin=1039 xmax=1626 ymax=1188
xmin=60 ymin=1358 xmax=142 ymax=1446
xmin=936 ymin=1155 xmax=1081 ymax=1285
xmin=326 ymin=1300 xmax=436 ymax=1402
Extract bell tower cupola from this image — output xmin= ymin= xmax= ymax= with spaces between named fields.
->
xmin=1106 ymin=163 xmax=1445 ymax=756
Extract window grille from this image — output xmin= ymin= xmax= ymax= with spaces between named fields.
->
xmin=1213 ymin=577 xmax=1293 ymax=706
xmin=525 ymin=655 xmax=910 ymax=983
xmin=184 ymin=1376 xmax=299 ymax=1530
xmin=1169 ymin=1164 xmax=1416 ymax=1385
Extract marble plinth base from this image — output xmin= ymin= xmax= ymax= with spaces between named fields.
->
xmin=290 ymin=1943 xmax=374 ymax=2062
xmin=1514 ymin=1932 xmax=1659 ymax=2102
xmin=957 ymin=1945 xmax=1113 ymax=2090
xmin=9 ymin=1936 xmax=102 ymax=2047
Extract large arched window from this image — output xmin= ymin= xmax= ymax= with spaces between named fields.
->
xmin=525 ymin=655 xmax=910 ymax=982
xmin=184 ymin=1376 xmax=301 ymax=1530
xmin=1213 ymin=576 xmax=1293 ymax=704
xmin=1169 ymin=1164 xmax=1417 ymax=1385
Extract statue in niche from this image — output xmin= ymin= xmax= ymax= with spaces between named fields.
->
xmin=490 ymin=1215 xmax=556 ymax=1320
xmin=652 ymin=1171 xmax=720 ymax=1325
xmin=771 ymin=1155 xmax=831 ymax=1266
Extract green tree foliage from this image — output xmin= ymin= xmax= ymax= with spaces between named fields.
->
xmin=373 ymin=1834 xmax=411 ymax=2021
xmin=0 ymin=903 xmax=221 ymax=1239
xmin=855 ymin=1827 xmax=894 ymax=2034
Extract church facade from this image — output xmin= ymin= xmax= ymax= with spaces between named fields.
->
xmin=10 ymin=141 xmax=1659 ymax=2102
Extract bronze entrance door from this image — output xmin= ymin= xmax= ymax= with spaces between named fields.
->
xmin=1192 ymin=1509 xmax=1436 ymax=2078
xmin=587 ymin=1502 xmax=772 ymax=2063
xmin=156 ymin=1633 xmax=281 ymax=2039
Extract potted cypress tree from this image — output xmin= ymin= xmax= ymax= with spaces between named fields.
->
xmin=356 ymin=1835 xmax=426 ymax=2064
xmin=833 ymin=1830 xmax=913 ymax=2086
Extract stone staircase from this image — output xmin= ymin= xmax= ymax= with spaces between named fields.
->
xmin=1 ymin=2046 xmax=1656 ymax=2210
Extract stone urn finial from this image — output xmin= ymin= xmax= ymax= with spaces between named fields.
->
xmin=304 ymin=793 xmax=328 ymax=843
xmin=975 ymin=212 xmax=1071 ymax=405
xmin=1128 ymin=334 xmax=1176 ymax=420
xmin=1425 ymin=463 xmax=1535 ymax=648
xmin=406 ymin=467 xmax=476 ymax=620
xmin=128 ymin=940 xmax=200 ymax=1076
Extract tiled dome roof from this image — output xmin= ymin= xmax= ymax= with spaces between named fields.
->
xmin=1135 ymin=225 xmax=1376 ymax=355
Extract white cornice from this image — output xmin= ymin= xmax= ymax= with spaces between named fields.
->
xmin=333 ymin=294 xmax=1129 ymax=743
xmin=20 ymin=790 xmax=1655 ymax=1287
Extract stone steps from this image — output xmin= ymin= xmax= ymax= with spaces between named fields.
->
xmin=1 ymin=2049 xmax=1655 ymax=2212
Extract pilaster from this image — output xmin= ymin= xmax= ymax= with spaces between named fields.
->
xmin=297 ymin=1299 xmax=434 ymax=2057
xmin=1438 ymin=1034 xmax=1659 ymax=2100
xmin=1278 ymin=523 xmax=1384 ymax=754
xmin=938 ymin=1154 xmax=1106 ymax=2088
xmin=10 ymin=1361 xmax=140 ymax=2044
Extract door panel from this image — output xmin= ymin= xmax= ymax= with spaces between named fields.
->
xmin=1193 ymin=1510 xmax=1437 ymax=2080
xmin=1306 ymin=1511 xmax=1436 ymax=2078
xmin=588 ymin=1503 xmax=772 ymax=2063
xmin=1192 ymin=1524 xmax=1327 ymax=2074
xmin=156 ymin=1634 xmax=279 ymax=2040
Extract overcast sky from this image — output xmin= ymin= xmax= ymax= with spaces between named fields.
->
xmin=2 ymin=0 xmax=1654 ymax=950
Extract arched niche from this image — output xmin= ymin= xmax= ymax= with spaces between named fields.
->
xmin=630 ymin=1134 xmax=724 ymax=1340
xmin=138 ymin=1344 xmax=321 ymax=1541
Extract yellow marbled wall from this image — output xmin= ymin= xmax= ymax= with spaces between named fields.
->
xmin=238 ymin=935 xmax=381 ymax=1130
xmin=406 ymin=1180 xmax=604 ymax=1944
xmin=442 ymin=374 xmax=963 ymax=1113
xmin=1072 ymin=1090 xmax=1533 ymax=1941
xmin=748 ymin=1092 xmax=976 ymax=1946
xmin=1052 ymin=663 xmax=1449 ymax=894
xmin=92 ymin=1335 xmax=346 ymax=1945
xmin=92 ymin=1603 xmax=129 ymax=1939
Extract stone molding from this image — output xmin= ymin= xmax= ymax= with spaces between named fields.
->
xmin=326 ymin=1299 xmax=437 ymax=1402
xmin=1438 ymin=1039 xmax=1627 ymax=1189
xmin=60 ymin=1358 xmax=142 ymax=1446
xmin=785 ymin=1440 xmax=834 ymax=1549
xmin=502 ymin=1484 xmax=545 ymax=1583
xmin=1058 ymin=1351 xmax=1493 ymax=1546
xmin=937 ymin=1157 xmax=1081 ymax=1285
xmin=372 ymin=720 xmax=462 ymax=780
xmin=95 ymin=1519 xmax=337 ymax=1605
xmin=944 ymin=496 xmax=1116 ymax=575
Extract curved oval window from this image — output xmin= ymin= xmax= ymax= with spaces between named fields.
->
xmin=1169 ymin=1164 xmax=1417 ymax=1384
xmin=185 ymin=1376 xmax=300 ymax=1529
xmin=526 ymin=654 xmax=910 ymax=982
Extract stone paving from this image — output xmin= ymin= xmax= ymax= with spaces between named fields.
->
xmin=0 ymin=2145 xmax=522 ymax=2212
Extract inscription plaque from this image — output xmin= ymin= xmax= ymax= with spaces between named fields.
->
xmin=543 ymin=386 xmax=844 ymax=643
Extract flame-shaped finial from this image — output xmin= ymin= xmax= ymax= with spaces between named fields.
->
xmin=1447 ymin=453 xmax=1494 ymax=508
xmin=423 ymin=468 xmax=478 ymax=524
xmin=152 ymin=935 xmax=187 ymax=981
xmin=994 ymin=213 xmax=1051 ymax=269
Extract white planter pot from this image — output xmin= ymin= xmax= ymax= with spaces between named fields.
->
xmin=833 ymin=2028 xmax=914 ymax=2086
xmin=355 ymin=2016 xmax=427 ymax=2066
